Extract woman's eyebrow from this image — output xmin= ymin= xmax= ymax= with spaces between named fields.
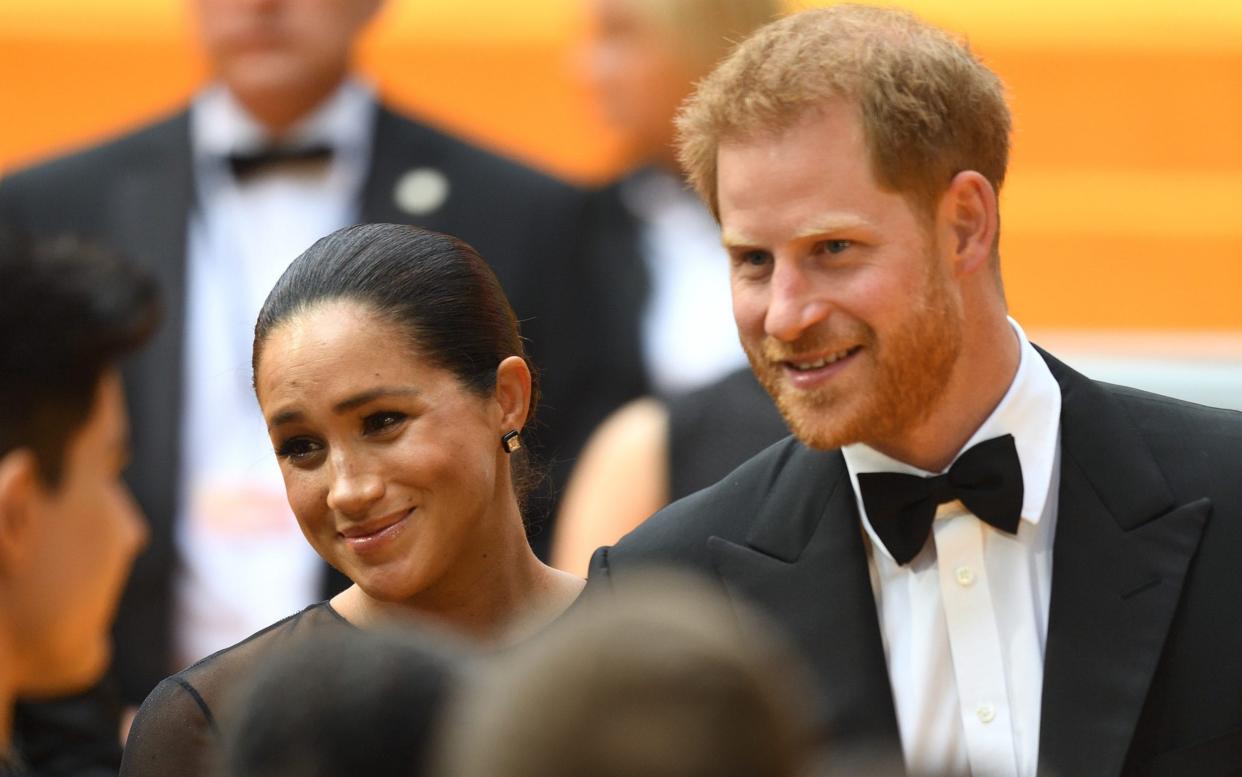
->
xmin=332 ymin=386 xmax=422 ymax=414
xmin=267 ymin=408 xmax=303 ymax=430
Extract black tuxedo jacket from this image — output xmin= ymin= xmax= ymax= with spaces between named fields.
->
xmin=590 ymin=350 xmax=1242 ymax=776
xmin=0 ymin=99 xmax=637 ymax=702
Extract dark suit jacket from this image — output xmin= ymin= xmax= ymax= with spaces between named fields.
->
xmin=577 ymin=177 xmax=649 ymax=401
xmin=590 ymin=350 xmax=1242 ymax=777
xmin=0 ymin=99 xmax=635 ymax=703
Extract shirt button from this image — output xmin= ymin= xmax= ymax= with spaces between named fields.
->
xmin=976 ymin=703 xmax=996 ymax=724
xmin=955 ymin=566 xmax=976 ymax=586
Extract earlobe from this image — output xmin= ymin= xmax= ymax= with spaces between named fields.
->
xmin=0 ymin=449 xmax=40 ymax=573
xmin=493 ymin=356 xmax=534 ymax=434
xmin=942 ymin=170 xmax=998 ymax=277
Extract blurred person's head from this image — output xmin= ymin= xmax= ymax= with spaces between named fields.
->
xmin=252 ymin=224 xmax=566 ymax=639
xmin=438 ymin=571 xmax=817 ymax=777
xmin=0 ymin=231 xmax=158 ymax=744
xmin=676 ymin=5 xmax=1014 ymax=468
xmin=583 ymin=0 xmax=780 ymax=170
xmin=191 ymin=0 xmax=385 ymax=132
xmin=219 ymin=627 xmax=465 ymax=777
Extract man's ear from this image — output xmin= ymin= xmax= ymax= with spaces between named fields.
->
xmin=938 ymin=170 xmax=998 ymax=278
xmin=0 ymin=449 xmax=41 ymax=575
xmin=494 ymin=356 xmax=534 ymax=435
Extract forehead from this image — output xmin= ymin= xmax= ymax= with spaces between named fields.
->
xmin=716 ymin=105 xmax=913 ymax=245
xmin=256 ymin=301 xmax=420 ymax=402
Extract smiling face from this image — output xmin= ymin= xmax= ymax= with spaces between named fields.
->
xmin=255 ymin=300 xmax=516 ymax=605
xmin=720 ymin=104 xmax=965 ymax=453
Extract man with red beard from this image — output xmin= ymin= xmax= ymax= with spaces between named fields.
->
xmin=587 ymin=6 xmax=1242 ymax=777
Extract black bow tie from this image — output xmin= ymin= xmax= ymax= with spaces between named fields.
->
xmin=856 ymin=434 xmax=1024 ymax=565
xmin=226 ymin=143 xmax=333 ymax=179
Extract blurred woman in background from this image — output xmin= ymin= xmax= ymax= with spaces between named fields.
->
xmin=121 ymin=224 xmax=583 ymax=775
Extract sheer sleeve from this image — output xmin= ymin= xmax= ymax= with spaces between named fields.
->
xmin=119 ymin=676 xmax=219 ymax=777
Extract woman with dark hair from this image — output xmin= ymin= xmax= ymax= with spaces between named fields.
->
xmin=120 ymin=224 xmax=584 ymax=775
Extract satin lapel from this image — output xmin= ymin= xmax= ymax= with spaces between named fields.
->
xmin=708 ymin=449 xmax=899 ymax=746
xmin=1038 ymin=350 xmax=1211 ymax=777
xmin=359 ymin=105 xmax=452 ymax=234
xmin=111 ymin=113 xmax=194 ymax=551
xmin=359 ymin=105 xmax=407 ymax=224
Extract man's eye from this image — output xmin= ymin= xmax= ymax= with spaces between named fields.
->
xmin=820 ymin=239 xmax=852 ymax=254
xmin=275 ymin=437 xmax=321 ymax=461
xmin=735 ymin=250 xmax=770 ymax=267
xmin=363 ymin=412 xmax=406 ymax=435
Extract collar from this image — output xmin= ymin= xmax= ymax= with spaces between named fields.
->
xmin=842 ymin=318 xmax=1062 ymax=561
xmin=190 ymin=77 xmax=376 ymax=162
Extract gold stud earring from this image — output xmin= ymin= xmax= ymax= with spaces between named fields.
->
xmin=501 ymin=430 xmax=522 ymax=454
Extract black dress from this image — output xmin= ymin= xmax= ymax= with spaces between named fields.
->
xmin=119 ymin=602 xmax=354 ymax=777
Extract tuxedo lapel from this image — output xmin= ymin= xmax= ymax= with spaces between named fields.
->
xmin=708 ymin=448 xmax=900 ymax=747
xmin=110 ymin=113 xmax=193 ymax=539
xmin=1038 ymin=351 xmax=1211 ymax=777
xmin=359 ymin=105 xmax=453 ymax=233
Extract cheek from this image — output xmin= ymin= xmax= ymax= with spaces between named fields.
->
xmin=280 ymin=468 xmax=328 ymax=532
xmin=731 ymin=282 xmax=766 ymax=338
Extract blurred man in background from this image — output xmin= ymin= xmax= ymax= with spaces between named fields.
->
xmin=0 ymin=0 xmax=613 ymax=712
xmin=0 ymin=232 xmax=157 ymax=772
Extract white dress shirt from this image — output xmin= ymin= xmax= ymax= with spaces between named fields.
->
xmin=619 ymin=169 xmax=748 ymax=396
xmin=175 ymin=80 xmax=375 ymax=667
xmin=842 ymin=320 xmax=1063 ymax=777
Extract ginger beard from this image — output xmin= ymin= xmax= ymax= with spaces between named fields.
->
xmin=744 ymin=248 xmax=964 ymax=452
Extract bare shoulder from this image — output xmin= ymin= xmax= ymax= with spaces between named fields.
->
xmin=553 ymin=397 xmax=670 ymax=575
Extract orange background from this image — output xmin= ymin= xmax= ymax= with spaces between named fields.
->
xmin=2 ymin=0 xmax=1240 ymax=332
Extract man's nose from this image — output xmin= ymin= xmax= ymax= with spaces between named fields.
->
xmin=763 ymin=259 xmax=832 ymax=342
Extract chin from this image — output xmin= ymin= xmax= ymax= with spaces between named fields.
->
xmin=770 ymin=391 xmax=854 ymax=451
xmin=355 ymin=566 xmax=432 ymax=605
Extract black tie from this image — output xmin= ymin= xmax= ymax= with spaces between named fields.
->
xmin=227 ymin=144 xmax=333 ymax=179
xmin=856 ymin=434 xmax=1024 ymax=565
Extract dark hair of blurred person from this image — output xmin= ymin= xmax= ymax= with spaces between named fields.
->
xmin=0 ymin=230 xmax=158 ymax=769
xmin=437 ymin=571 xmax=816 ymax=777
xmin=120 ymin=224 xmax=584 ymax=776
xmin=218 ymin=627 xmax=465 ymax=777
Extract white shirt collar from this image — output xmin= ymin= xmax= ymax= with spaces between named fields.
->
xmin=190 ymin=77 xmax=376 ymax=160
xmin=842 ymin=318 xmax=1062 ymax=560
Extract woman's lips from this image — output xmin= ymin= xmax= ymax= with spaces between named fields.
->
xmin=339 ymin=509 xmax=412 ymax=555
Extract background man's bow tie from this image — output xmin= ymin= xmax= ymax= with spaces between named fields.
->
xmin=227 ymin=144 xmax=333 ymax=179
xmin=857 ymin=434 xmax=1024 ymax=565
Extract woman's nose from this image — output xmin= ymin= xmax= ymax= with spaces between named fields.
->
xmin=326 ymin=466 xmax=384 ymax=517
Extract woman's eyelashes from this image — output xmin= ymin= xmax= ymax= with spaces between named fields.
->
xmin=276 ymin=436 xmax=323 ymax=463
xmin=362 ymin=411 xmax=408 ymax=436
xmin=273 ymin=412 xmax=409 ymax=463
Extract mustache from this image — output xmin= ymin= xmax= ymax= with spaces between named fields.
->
xmin=754 ymin=327 xmax=870 ymax=363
